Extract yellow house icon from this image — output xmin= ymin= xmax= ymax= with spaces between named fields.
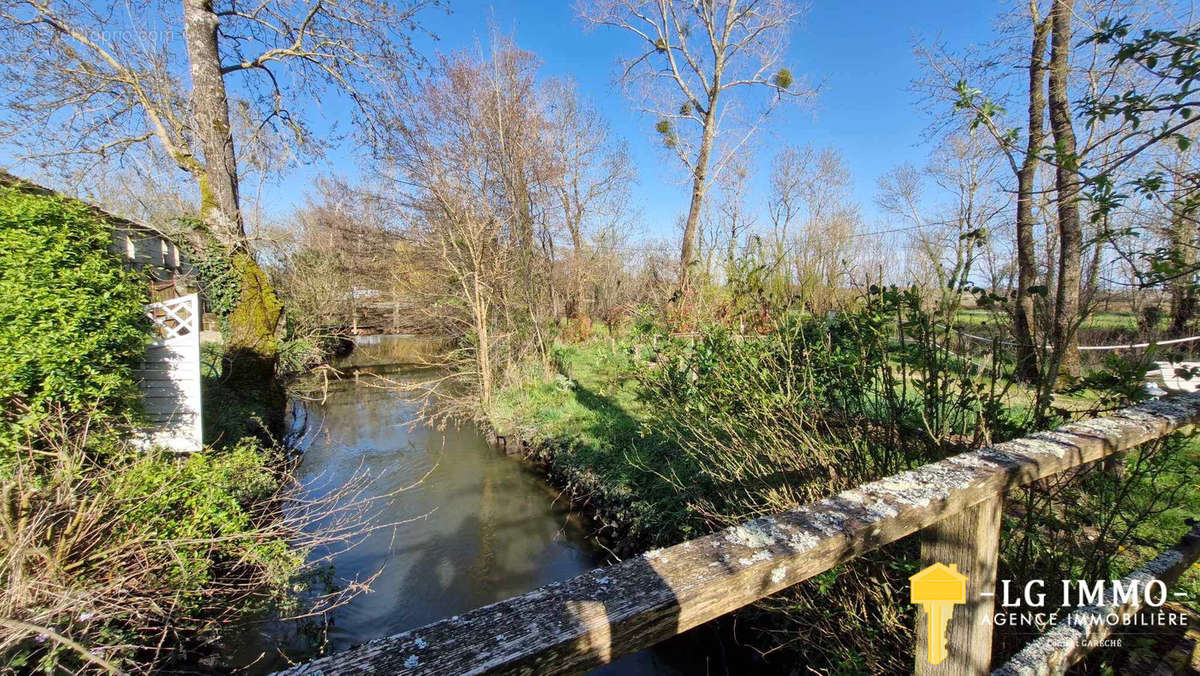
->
xmin=910 ymin=563 xmax=967 ymax=665
xmin=910 ymin=563 xmax=967 ymax=604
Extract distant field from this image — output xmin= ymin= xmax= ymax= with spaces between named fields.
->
xmin=955 ymin=309 xmax=1139 ymax=332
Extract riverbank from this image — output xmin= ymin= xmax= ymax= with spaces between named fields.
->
xmin=0 ymin=185 xmax=316 ymax=674
xmin=484 ymin=333 xmax=922 ymax=672
xmin=487 ymin=338 xmax=688 ymax=554
xmin=484 ymin=331 xmax=1200 ymax=673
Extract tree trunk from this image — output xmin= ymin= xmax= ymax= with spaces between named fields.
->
xmin=1014 ymin=12 xmax=1049 ymax=382
xmin=182 ymin=0 xmax=281 ymax=353
xmin=563 ymin=191 xmax=585 ymax=318
xmin=678 ymin=104 xmax=719 ymax=293
xmin=1047 ymin=0 xmax=1082 ymax=381
xmin=183 ymin=0 xmax=284 ymax=435
xmin=1168 ymin=205 xmax=1198 ymax=336
xmin=474 ymin=274 xmax=492 ymax=408
xmin=182 ymin=0 xmax=241 ymax=249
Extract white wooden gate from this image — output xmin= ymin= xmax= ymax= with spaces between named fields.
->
xmin=137 ymin=293 xmax=203 ymax=452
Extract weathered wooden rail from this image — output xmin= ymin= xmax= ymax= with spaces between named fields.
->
xmin=280 ymin=394 xmax=1200 ymax=675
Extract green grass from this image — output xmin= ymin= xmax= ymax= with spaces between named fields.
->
xmin=955 ymin=308 xmax=1140 ymax=332
xmin=491 ymin=331 xmax=1200 ymax=673
xmin=489 ymin=338 xmax=693 ymax=544
xmin=1119 ymin=436 xmax=1200 ymax=611
xmin=490 ymin=340 xmax=644 ymax=446
xmin=493 ymin=333 xmax=1200 ymax=586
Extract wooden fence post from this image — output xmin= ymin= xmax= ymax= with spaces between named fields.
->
xmin=915 ymin=496 xmax=1002 ymax=676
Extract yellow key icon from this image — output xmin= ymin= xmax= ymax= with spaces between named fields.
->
xmin=910 ymin=563 xmax=967 ymax=665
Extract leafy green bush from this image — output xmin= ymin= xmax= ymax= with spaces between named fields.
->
xmin=0 ymin=186 xmax=148 ymax=462
xmin=633 ymin=293 xmax=1028 ymax=672
xmin=0 ymin=189 xmax=333 ymax=674
xmin=182 ymin=231 xmax=243 ymax=320
xmin=113 ymin=437 xmax=298 ymax=586
xmin=637 ymin=291 xmax=1021 ymax=521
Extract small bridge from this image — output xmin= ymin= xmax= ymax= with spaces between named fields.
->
xmin=280 ymin=394 xmax=1200 ymax=675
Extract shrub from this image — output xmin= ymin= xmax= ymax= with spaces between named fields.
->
xmin=634 ymin=294 xmax=1024 ymax=671
xmin=637 ymin=292 xmax=1016 ymax=525
xmin=0 ymin=186 xmax=148 ymax=464
xmin=0 ymin=424 xmax=315 ymax=673
xmin=183 ymin=231 xmax=243 ymax=320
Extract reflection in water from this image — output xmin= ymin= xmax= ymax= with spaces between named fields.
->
xmin=234 ymin=337 xmax=686 ymax=674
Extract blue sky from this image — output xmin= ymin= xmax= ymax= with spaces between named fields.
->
xmin=268 ymin=0 xmax=1007 ymax=240
xmin=0 ymin=1 xmax=1008 ymax=238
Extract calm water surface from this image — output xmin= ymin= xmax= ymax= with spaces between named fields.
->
xmin=236 ymin=336 xmax=691 ymax=674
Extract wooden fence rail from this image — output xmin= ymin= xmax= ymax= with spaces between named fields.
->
xmin=280 ymin=394 xmax=1200 ymax=675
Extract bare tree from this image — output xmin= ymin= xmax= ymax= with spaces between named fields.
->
xmin=1047 ymin=0 xmax=1083 ymax=380
xmin=1107 ymin=148 xmax=1200 ymax=336
xmin=271 ymin=176 xmax=401 ymax=335
xmin=765 ymin=145 xmax=864 ymax=311
xmin=922 ymin=2 xmax=1050 ymax=380
xmin=378 ymin=40 xmax=621 ymax=408
xmin=1014 ymin=3 xmax=1051 ymax=381
xmin=379 ymin=51 xmax=508 ymax=407
xmin=580 ymin=0 xmax=810 ymax=293
xmin=0 ymin=0 xmax=436 ymax=382
xmin=919 ymin=0 xmax=1167 ymax=392
xmin=715 ymin=159 xmax=756 ymax=268
xmin=766 ymin=144 xmax=810 ymax=246
xmin=543 ymin=79 xmax=636 ymax=320
xmin=877 ymin=133 xmax=1006 ymax=324
xmin=372 ymin=37 xmax=646 ymax=409
xmin=1159 ymin=152 xmax=1200 ymax=335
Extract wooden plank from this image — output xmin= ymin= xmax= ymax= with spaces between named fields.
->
xmin=145 ymin=415 xmax=193 ymax=425
xmin=144 ymin=380 xmax=200 ymax=390
xmin=136 ymin=379 xmax=200 ymax=388
xmin=142 ymin=347 xmax=194 ymax=363
xmin=138 ymin=386 xmax=197 ymax=399
xmin=278 ymin=394 xmax=1200 ymax=676
xmin=136 ymin=375 xmax=200 ymax=386
xmin=144 ymin=419 xmax=195 ymax=429
xmin=143 ymin=401 xmax=190 ymax=414
xmin=915 ymin=496 xmax=1002 ymax=675
xmin=139 ymin=373 xmax=198 ymax=382
xmin=993 ymin=524 xmax=1200 ymax=675
xmin=144 ymin=398 xmax=190 ymax=410
xmin=143 ymin=417 xmax=195 ymax=428
xmin=135 ymin=368 xmax=199 ymax=377
xmin=143 ymin=394 xmax=185 ymax=404
xmin=136 ymin=364 xmax=200 ymax=374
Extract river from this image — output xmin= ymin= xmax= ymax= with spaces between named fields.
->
xmin=233 ymin=335 xmax=697 ymax=674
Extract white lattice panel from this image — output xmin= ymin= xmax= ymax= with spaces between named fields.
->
xmin=147 ymin=294 xmax=198 ymax=344
xmin=137 ymin=294 xmax=202 ymax=451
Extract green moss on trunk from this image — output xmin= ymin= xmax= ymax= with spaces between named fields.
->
xmin=228 ymin=253 xmax=282 ymax=356
xmin=218 ymin=254 xmax=286 ymax=440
